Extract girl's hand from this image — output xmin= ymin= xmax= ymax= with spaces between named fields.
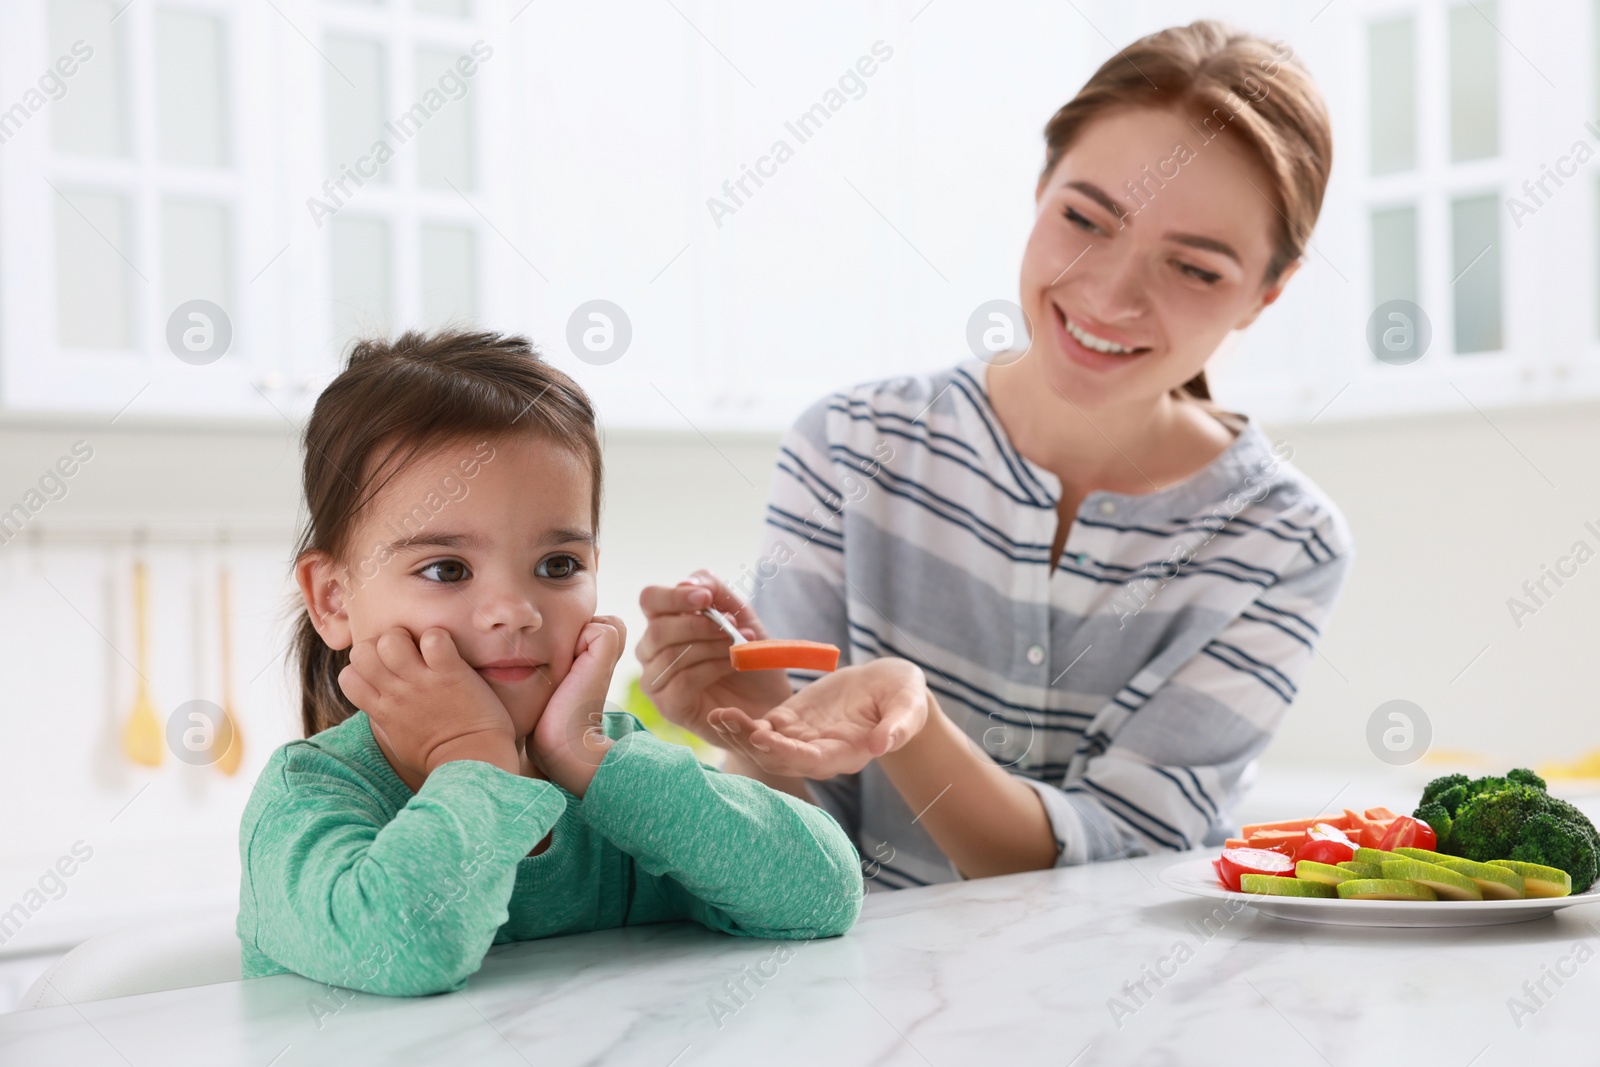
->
xmin=635 ymin=570 xmax=792 ymax=745
xmin=707 ymin=658 xmax=930 ymax=779
xmin=338 ymin=626 xmax=519 ymax=780
xmin=528 ymin=615 xmax=627 ymax=798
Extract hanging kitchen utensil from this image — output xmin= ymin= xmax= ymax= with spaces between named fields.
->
xmin=121 ymin=553 xmax=164 ymax=767
xmin=215 ymin=559 xmax=244 ymax=775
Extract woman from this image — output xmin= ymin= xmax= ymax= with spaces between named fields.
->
xmin=635 ymin=21 xmax=1352 ymax=888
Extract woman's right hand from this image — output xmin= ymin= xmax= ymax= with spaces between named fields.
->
xmin=635 ymin=570 xmax=793 ymax=746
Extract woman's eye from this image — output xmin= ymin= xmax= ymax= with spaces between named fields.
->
xmin=1176 ymin=261 xmax=1222 ymax=285
xmin=1063 ymin=206 xmax=1102 ymax=235
xmin=537 ymin=554 xmax=583 ymax=579
xmin=417 ymin=559 xmax=471 ymax=584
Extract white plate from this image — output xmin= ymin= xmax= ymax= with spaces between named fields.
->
xmin=1160 ymin=856 xmax=1600 ymax=927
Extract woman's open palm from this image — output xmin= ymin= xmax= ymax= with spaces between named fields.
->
xmin=708 ymin=658 xmax=929 ymax=779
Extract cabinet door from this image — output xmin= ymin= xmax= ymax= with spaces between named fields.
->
xmin=0 ymin=0 xmax=287 ymax=419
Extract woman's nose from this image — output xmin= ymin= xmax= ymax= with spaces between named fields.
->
xmin=1079 ymin=244 xmax=1148 ymax=323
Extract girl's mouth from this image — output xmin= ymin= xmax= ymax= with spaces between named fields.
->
xmin=1053 ymin=304 xmax=1152 ymax=370
xmin=476 ymin=663 xmax=541 ymax=684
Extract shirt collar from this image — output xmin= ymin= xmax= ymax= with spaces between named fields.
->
xmin=954 ymin=356 xmax=1284 ymax=522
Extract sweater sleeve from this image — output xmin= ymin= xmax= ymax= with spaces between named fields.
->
xmin=241 ymin=759 xmax=564 ymax=996
xmin=576 ymin=725 xmax=863 ymax=939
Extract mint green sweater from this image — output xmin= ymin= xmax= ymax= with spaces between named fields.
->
xmin=236 ymin=711 xmax=862 ymax=996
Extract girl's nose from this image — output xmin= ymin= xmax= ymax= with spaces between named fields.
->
xmin=471 ymin=584 xmax=542 ymax=633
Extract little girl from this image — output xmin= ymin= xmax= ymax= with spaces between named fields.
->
xmin=236 ymin=329 xmax=867 ymax=997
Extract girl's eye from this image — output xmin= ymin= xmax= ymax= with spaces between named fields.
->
xmin=1063 ymin=206 xmax=1102 ymax=235
xmin=417 ymin=559 xmax=471 ymax=584
xmin=537 ymin=554 xmax=583 ymax=580
xmin=1176 ymin=261 xmax=1222 ymax=285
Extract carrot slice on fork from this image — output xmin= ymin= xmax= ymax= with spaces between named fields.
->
xmin=728 ymin=639 xmax=841 ymax=673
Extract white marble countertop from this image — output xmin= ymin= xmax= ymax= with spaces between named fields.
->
xmin=4 ymin=845 xmax=1599 ymax=1066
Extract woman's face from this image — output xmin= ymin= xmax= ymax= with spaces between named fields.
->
xmin=1018 ymin=105 xmax=1299 ymax=408
xmin=301 ymin=432 xmax=599 ymax=739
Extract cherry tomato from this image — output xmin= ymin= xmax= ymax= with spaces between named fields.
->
xmin=1378 ymin=815 xmax=1425 ymax=851
xmin=1216 ymin=846 xmax=1296 ymax=891
xmin=1411 ymin=817 xmax=1437 ymax=851
xmin=1296 ymin=821 xmax=1357 ymax=865
xmin=1297 ymin=838 xmax=1356 ymax=865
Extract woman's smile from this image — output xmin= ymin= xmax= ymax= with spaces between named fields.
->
xmin=1052 ymin=301 xmax=1154 ymax=372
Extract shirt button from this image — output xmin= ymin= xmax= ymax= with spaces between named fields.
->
xmin=1098 ymin=499 xmax=1116 ymax=516
xmin=1076 ymin=552 xmax=1090 ymax=566
xmin=1026 ymin=644 xmax=1045 ymax=666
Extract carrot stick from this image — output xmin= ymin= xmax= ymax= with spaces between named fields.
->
xmin=728 ymin=639 xmax=841 ymax=673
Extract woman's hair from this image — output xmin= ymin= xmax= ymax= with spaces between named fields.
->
xmin=1040 ymin=20 xmax=1333 ymax=402
xmin=290 ymin=328 xmax=603 ymax=737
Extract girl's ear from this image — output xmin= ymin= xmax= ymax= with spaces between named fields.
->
xmin=295 ymin=551 xmax=353 ymax=651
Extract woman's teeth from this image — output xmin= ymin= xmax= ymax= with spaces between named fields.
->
xmin=1062 ymin=311 xmax=1140 ymax=355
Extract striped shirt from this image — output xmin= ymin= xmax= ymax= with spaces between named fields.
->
xmin=748 ymin=357 xmax=1354 ymax=890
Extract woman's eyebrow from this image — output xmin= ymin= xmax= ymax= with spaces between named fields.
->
xmin=1064 ymin=180 xmax=1129 ymax=223
xmin=1164 ymin=232 xmax=1242 ymax=265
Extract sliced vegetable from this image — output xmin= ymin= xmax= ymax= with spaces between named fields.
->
xmin=1295 ymin=860 xmax=1363 ymax=885
xmin=1354 ymin=847 xmax=1405 ymax=867
xmin=1239 ymin=814 xmax=1346 ymax=837
xmin=1296 ymin=822 xmax=1358 ymax=866
xmin=1425 ymin=856 xmax=1524 ymax=900
xmin=1489 ymin=860 xmax=1572 ymax=898
xmin=1216 ymin=846 xmax=1296 ymax=891
xmin=1241 ymin=873 xmax=1336 ymax=897
xmin=1377 ymin=814 xmax=1435 ymax=852
xmin=1378 ymin=858 xmax=1484 ymax=901
xmin=728 ymin=639 xmax=841 ymax=673
xmin=1337 ymin=860 xmax=1381 ymax=878
xmin=1337 ymin=878 xmax=1439 ymax=902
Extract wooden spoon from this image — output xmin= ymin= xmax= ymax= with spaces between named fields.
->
xmin=121 ymin=558 xmax=164 ymax=766
xmin=215 ymin=563 xmax=244 ymax=775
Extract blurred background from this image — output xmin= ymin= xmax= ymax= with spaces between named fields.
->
xmin=3 ymin=0 xmax=1600 ymax=1010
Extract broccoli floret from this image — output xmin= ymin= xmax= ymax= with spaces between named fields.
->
xmin=1510 ymin=800 xmax=1600 ymax=893
xmin=1420 ymin=773 xmax=1470 ymax=809
xmin=1419 ymin=768 xmax=1546 ymax=818
xmin=1447 ymin=785 xmax=1599 ymax=894
xmin=1507 ymin=767 xmax=1548 ymax=791
xmin=1435 ymin=784 xmax=1469 ymax=816
xmin=1414 ymin=800 xmax=1454 ymax=849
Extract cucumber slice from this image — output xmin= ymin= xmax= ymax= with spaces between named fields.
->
xmin=1379 ymin=858 xmax=1484 ymax=901
xmin=1488 ymin=860 xmax=1572 ymax=898
xmin=1336 ymin=878 xmax=1439 ymax=901
xmin=1425 ymin=856 xmax=1524 ymax=900
xmin=1337 ymin=860 xmax=1382 ymax=878
xmin=1240 ymin=873 xmax=1336 ymax=897
xmin=1392 ymin=846 xmax=1453 ymax=864
xmin=1296 ymin=861 xmax=1362 ymax=885
xmin=1354 ymin=847 xmax=1405 ymax=866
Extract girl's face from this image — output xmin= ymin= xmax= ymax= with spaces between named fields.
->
xmin=1018 ymin=106 xmax=1299 ymax=408
xmin=302 ymin=432 xmax=599 ymax=739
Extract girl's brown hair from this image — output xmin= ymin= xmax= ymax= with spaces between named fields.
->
xmin=291 ymin=329 xmax=603 ymax=737
xmin=1040 ymin=20 xmax=1333 ymax=402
